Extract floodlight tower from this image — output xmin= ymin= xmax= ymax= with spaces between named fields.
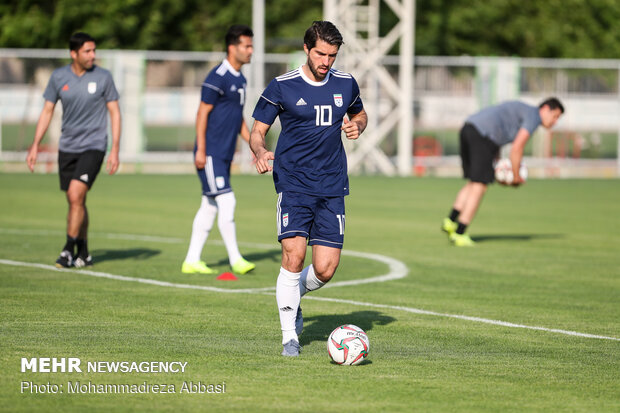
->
xmin=324 ymin=0 xmax=415 ymax=176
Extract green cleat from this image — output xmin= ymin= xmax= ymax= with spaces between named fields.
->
xmin=441 ymin=217 xmax=458 ymax=235
xmin=450 ymin=233 xmax=475 ymax=247
xmin=232 ymin=257 xmax=256 ymax=275
xmin=182 ymin=261 xmax=215 ymax=274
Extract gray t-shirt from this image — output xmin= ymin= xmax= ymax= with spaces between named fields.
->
xmin=43 ymin=64 xmax=119 ymax=153
xmin=466 ymin=101 xmax=541 ymax=146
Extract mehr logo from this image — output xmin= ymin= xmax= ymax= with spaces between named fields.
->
xmin=333 ymin=93 xmax=343 ymax=107
xmin=282 ymin=213 xmax=289 ymax=227
xmin=22 ymin=358 xmax=82 ymax=373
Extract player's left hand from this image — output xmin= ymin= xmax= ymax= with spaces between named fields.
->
xmin=342 ymin=118 xmax=360 ymax=140
xmin=107 ymin=152 xmax=120 ymax=175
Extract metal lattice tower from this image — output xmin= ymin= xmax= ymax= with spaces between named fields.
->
xmin=324 ymin=0 xmax=415 ymax=176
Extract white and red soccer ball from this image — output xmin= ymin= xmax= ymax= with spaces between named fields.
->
xmin=327 ymin=324 xmax=369 ymax=366
xmin=495 ymin=158 xmax=528 ymax=184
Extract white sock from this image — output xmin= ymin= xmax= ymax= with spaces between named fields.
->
xmin=276 ymin=267 xmax=300 ymax=344
xmin=215 ymin=192 xmax=243 ymax=266
xmin=299 ymin=264 xmax=325 ymax=297
xmin=184 ymin=196 xmax=217 ymax=263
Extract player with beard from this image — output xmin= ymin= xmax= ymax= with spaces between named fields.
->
xmin=250 ymin=21 xmax=368 ymax=356
xmin=181 ymin=25 xmax=256 ymax=276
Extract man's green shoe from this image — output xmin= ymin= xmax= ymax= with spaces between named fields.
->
xmin=441 ymin=218 xmax=458 ymax=235
xmin=182 ymin=261 xmax=215 ymax=274
xmin=450 ymin=233 xmax=475 ymax=247
xmin=232 ymin=257 xmax=256 ymax=275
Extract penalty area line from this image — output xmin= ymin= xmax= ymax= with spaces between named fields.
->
xmin=1 ymin=258 xmax=619 ymax=342
xmin=0 ymin=227 xmax=409 ymax=288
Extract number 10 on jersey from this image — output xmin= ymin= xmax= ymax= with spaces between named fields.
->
xmin=314 ymin=105 xmax=332 ymax=126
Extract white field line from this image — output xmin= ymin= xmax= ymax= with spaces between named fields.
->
xmin=1 ymin=258 xmax=619 ymax=342
xmin=299 ymin=296 xmax=620 ymax=342
xmin=0 ymin=228 xmax=409 ymax=288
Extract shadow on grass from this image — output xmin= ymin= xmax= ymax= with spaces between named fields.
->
xmin=300 ymin=310 xmax=396 ymax=347
xmin=211 ymin=249 xmax=281 ymax=266
xmin=91 ymin=248 xmax=160 ymax=263
xmin=472 ymin=233 xmax=564 ymax=243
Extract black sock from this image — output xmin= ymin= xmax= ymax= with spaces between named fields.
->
xmin=63 ymin=235 xmax=77 ymax=255
xmin=76 ymin=239 xmax=88 ymax=258
xmin=449 ymin=208 xmax=460 ymax=222
xmin=456 ymin=222 xmax=467 ymax=235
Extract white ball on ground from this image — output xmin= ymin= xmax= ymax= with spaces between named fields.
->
xmin=327 ymin=324 xmax=369 ymax=365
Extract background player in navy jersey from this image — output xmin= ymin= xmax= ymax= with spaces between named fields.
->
xmin=181 ymin=25 xmax=256 ymax=275
xmin=250 ymin=21 xmax=368 ymax=357
xmin=26 ymin=32 xmax=121 ymax=269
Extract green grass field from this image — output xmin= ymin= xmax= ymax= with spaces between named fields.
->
xmin=1 ymin=173 xmax=619 ymax=412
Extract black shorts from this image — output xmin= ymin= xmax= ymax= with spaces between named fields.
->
xmin=459 ymin=123 xmax=499 ymax=184
xmin=58 ymin=150 xmax=105 ymax=191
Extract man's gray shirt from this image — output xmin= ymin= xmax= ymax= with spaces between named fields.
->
xmin=43 ymin=64 xmax=119 ymax=153
xmin=466 ymin=101 xmax=541 ymax=146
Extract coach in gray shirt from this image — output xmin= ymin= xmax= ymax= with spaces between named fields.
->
xmin=26 ymin=32 xmax=121 ymax=268
xmin=440 ymin=98 xmax=563 ymax=247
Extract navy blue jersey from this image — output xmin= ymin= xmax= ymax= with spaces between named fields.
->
xmin=252 ymin=67 xmax=364 ymax=197
xmin=199 ymin=59 xmax=247 ymax=161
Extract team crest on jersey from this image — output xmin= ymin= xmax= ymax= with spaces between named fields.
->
xmin=88 ymin=82 xmax=97 ymax=94
xmin=230 ymin=85 xmax=237 ymax=92
xmin=333 ymin=94 xmax=343 ymax=107
xmin=283 ymin=213 xmax=289 ymax=227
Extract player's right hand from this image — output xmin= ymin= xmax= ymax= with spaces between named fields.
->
xmin=511 ymin=174 xmax=524 ymax=187
xmin=26 ymin=145 xmax=38 ymax=172
xmin=195 ymin=152 xmax=206 ymax=170
xmin=255 ymin=150 xmax=274 ymax=174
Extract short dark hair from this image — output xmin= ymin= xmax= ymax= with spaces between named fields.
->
xmin=304 ymin=21 xmax=344 ymax=50
xmin=69 ymin=32 xmax=95 ymax=52
xmin=225 ymin=25 xmax=253 ymax=49
xmin=540 ymin=97 xmax=564 ymax=113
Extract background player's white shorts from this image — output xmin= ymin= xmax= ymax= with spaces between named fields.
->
xmin=276 ymin=191 xmax=345 ymax=248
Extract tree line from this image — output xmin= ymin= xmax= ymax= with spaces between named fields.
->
xmin=2 ymin=0 xmax=620 ymax=58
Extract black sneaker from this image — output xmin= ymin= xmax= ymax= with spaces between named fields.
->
xmin=55 ymin=250 xmax=74 ymax=268
xmin=74 ymin=255 xmax=93 ymax=268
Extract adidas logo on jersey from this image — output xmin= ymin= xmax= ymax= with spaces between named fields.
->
xmin=296 ymin=98 xmax=307 ymax=106
xmin=80 ymin=174 xmax=89 ymax=183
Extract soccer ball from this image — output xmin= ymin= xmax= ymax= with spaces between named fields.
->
xmin=327 ymin=324 xmax=369 ymax=365
xmin=494 ymin=158 xmax=528 ymax=184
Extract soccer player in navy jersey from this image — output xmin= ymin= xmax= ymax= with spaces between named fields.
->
xmin=181 ymin=25 xmax=256 ymax=275
xmin=250 ymin=21 xmax=368 ymax=356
